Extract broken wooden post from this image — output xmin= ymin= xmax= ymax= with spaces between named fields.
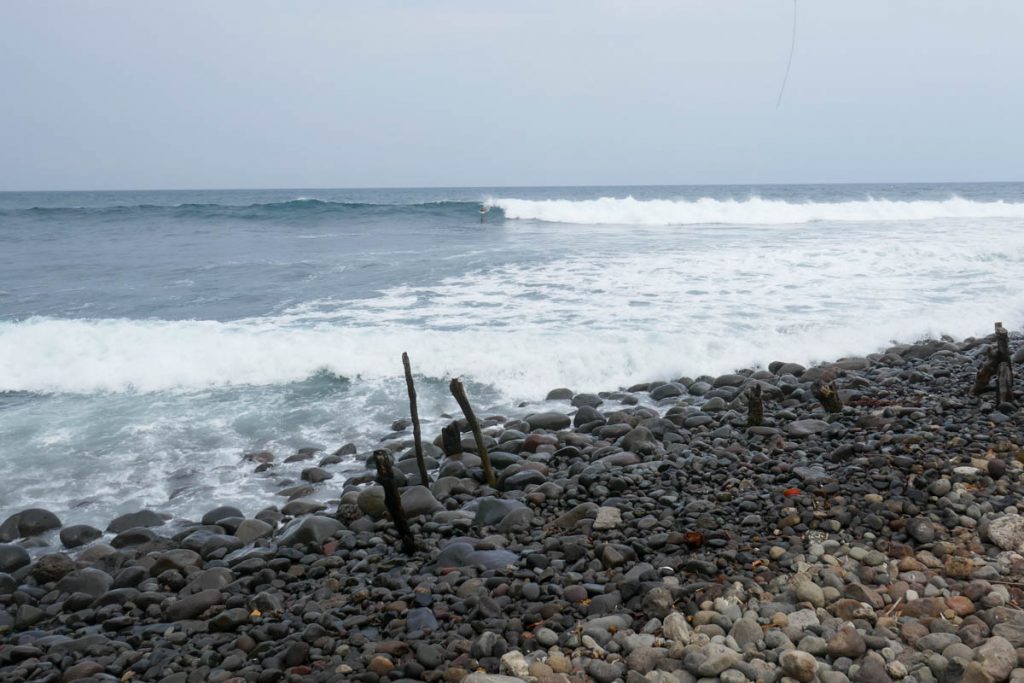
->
xmin=812 ymin=380 xmax=843 ymax=414
xmin=372 ymin=449 xmax=416 ymax=554
xmin=401 ymin=352 xmax=430 ymax=485
xmin=973 ymin=322 xmax=1015 ymax=404
xmin=747 ymin=383 xmax=763 ymax=427
xmin=448 ymin=378 xmax=497 ymax=487
xmin=996 ymin=323 xmax=1015 ymax=404
xmin=441 ymin=421 xmax=463 ymax=456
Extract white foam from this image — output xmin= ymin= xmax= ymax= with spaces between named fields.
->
xmin=3 ymin=208 xmax=1024 ymax=397
xmin=488 ymin=195 xmax=1024 ymax=225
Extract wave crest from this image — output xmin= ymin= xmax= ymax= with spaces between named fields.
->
xmin=486 ymin=195 xmax=1024 ymax=225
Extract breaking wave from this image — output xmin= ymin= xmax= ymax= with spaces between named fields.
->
xmin=488 ymin=195 xmax=1024 ymax=225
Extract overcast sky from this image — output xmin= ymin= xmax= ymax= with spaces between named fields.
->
xmin=2 ymin=1 xmax=1023 ymax=190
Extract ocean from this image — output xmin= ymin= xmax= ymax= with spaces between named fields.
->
xmin=1 ymin=183 xmax=1023 ymax=529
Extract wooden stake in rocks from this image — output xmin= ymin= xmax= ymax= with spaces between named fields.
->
xmin=441 ymin=421 xmax=463 ymax=456
xmin=973 ymin=322 xmax=1016 ymax=404
xmin=372 ymin=449 xmax=416 ymax=554
xmin=812 ymin=380 xmax=843 ymax=414
xmin=401 ymin=352 xmax=430 ymax=485
xmin=448 ymin=378 xmax=497 ymax=487
xmin=747 ymin=383 xmax=764 ymax=427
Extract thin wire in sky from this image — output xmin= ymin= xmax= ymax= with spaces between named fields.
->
xmin=776 ymin=0 xmax=797 ymax=108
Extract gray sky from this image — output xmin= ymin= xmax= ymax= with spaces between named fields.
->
xmin=2 ymin=1 xmax=1023 ymax=190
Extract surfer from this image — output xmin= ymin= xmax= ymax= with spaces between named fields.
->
xmin=479 ymin=204 xmax=490 ymax=223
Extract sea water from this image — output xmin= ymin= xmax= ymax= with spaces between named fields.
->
xmin=1 ymin=183 xmax=1023 ymax=528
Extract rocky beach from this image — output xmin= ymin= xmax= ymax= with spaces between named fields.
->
xmin=2 ymin=330 xmax=1024 ymax=683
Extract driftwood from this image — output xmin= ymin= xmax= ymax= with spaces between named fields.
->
xmin=449 ymin=378 xmax=497 ymax=487
xmin=441 ymin=421 xmax=463 ymax=456
xmin=812 ymin=380 xmax=843 ymax=413
xmin=401 ymin=352 xmax=430 ymax=485
xmin=372 ymin=450 xmax=416 ymax=554
xmin=747 ymin=383 xmax=763 ymax=427
xmin=973 ymin=322 xmax=1015 ymax=404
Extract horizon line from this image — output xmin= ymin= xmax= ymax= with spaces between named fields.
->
xmin=2 ymin=179 xmax=1023 ymax=194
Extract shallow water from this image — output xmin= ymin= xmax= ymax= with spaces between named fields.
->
xmin=1 ymin=183 xmax=1023 ymax=528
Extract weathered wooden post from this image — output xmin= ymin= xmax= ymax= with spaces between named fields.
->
xmin=441 ymin=421 xmax=463 ymax=456
xmin=996 ymin=323 xmax=1015 ymax=404
xmin=401 ymin=352 xmax=430 ymax=485
xmin=973 ymin=322 xmax=1015 ymax=404
xmin=372 ymin=450 xmax=416 ymax=554
xmin=747 ymin=383 xmax=764 ymax=427
xmin=448 ymin=378 xmax=497 ymax=487
xmin=812 ymin=380 xmax=843 ymax=414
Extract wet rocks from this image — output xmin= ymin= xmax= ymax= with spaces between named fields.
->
xmin=3 ymin=331 xmax=1024 ymax=683
xmin=59 ymin=524 xmax=102 ymax=548
xmin=0 ymin=544 xmax=30 ymax=573
xmin=0 ymin=508 xmax=61 ymax=540
xmin=106 ymin=509 xmax=165 ymax=533
xmin=525 ymin=411 xmax=571 ymax=431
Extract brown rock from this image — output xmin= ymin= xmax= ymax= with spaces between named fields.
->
xmin=368 ymin=655 xmax=394 ymax=676
xmin=945 ymin=555 xmax=975 ymax=579
xmin=898 ymin=555 xmax=925 ymax=571
xmin=901 ymin=597 xmax=947 ymax=618
xmin=832 ymin=599 xmax=874 ymax=622
xmin=947 ymin=596 xmax=976 ymax=617
xmin=845 ymin=583 xmax=884 ymax=608
xmin=900 ymin=620 xmax=930 ymax=644
xmin=828 ymin=622 xmax=867 ymax=659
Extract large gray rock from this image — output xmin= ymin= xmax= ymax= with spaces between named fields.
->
xmin=57 ymin=568 xmax=113 ymax=598
xmin=474 ymin=498 xmax=527 ymax=526
xmin=779 ymin=650 xmax=818 ymax=682
xmin=621 ymin=426 xmax=658 ymax=454
xmin=662 ymin=611 xmax=692 ymax=644
xmin=571 ymin=393 xmax=603 ymax=408
xmin=181 ymin=530 xmax=243 ymax=558
xmin=30 ymin=553 xmax=77 ymax=584
xmin=574 ymin=405 xmax=605 ymax=428
xmin=60 ymin=524 xmax=102 ymax=549
xmin=500 ymin=469 xmax=547 ymax=490
xmin=696 ymin=643 xmax=740 ymax=676
xmin=967 ymin=635 xmax=1016 ymax=682
xmin=106 ymin=510 xmax=165 ymax=534
xmin=0 ymin=508 xmax=62 ymax=540
xmin=234 ymin=518 xmax=274 ymax=544
xmin=357 ymin=486 xmax=387 ymax=518
xmin=554 ymin=502 xmax=598 ymax=528
xmin=436 ymin=542 xmax=517 ymax=570
xmin=280 ymin=498 xmax=326 ymax=516
xmin=301 ymin=467 xmax=333 ymax=483
xmin=0 ymin=544 xmax=30 ymax=573
xmin=989 ymin=514 xmax=1024 ymax=552
xmin=786 ymin=420 xmax=830 ymax=437
xmin=278 ymin=515 xmax=342 ymax=546
xmin=650 ymin=383 xmax=685 ymax=400
xmin=401 ymin=486 xmax=443 ymax=518
xmin=201 ymin=506 xmax=243 ymax=526
xmin=166 ymin=588 xmax=222 ymax=621
xmin=525 ymin=412 xmax=570 ymax=431
xmin=149 ymin=549 xmax=203 ymax=575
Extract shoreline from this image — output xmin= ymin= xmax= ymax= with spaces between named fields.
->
xmin=1 ymin=330 xmax=1023 ymax=682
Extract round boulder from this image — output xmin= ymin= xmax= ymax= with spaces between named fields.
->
xmin=0 ymin=544 xmax=30 ymax=573
xmin=0 ymin=508 xmax=62 ymax=540
xmin=201 ymin=506 xmax=244 ymax=526
xmin=60 ymin=524 xmax=103 ymax=549
xmin=525 ymin=411 xmax=571 ymax=431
